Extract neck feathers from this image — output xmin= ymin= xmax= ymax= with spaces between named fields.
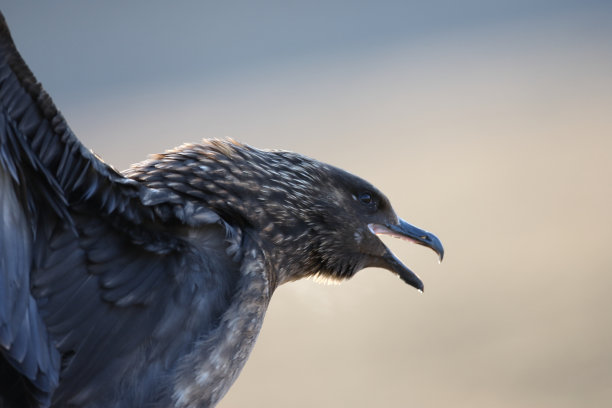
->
xmin=172 ymin=242 xmax=271 ymax=407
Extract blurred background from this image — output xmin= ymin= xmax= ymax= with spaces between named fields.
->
xmin=3 ymin=1 xmax=612 ymax=407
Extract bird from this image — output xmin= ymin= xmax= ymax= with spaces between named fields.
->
xmin=0 ymin=11 xmax=443 ymax=408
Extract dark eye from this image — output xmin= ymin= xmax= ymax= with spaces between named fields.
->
xmin=358 ymin=192 xmax=374 ymax=206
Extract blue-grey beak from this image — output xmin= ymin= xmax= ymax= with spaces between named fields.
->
xmin=369 ymin=219 xmax=444 ymax=291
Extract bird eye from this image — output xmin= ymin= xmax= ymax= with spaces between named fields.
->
xmin=358 ymin=192 xmax=373 ymax=205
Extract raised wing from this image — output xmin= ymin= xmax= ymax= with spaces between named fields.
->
xmin=0 ymin=12 xmax=241 ymax=407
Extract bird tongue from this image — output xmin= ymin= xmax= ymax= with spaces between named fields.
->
xmin=368 ymin=223 xmax=421 ymax=245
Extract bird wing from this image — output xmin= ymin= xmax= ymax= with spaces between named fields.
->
xmin=0 ymin=13 xmax=241 ymax=407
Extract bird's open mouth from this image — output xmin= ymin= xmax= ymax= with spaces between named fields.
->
xmin=368 ymin=220 xmax=444 ymax=291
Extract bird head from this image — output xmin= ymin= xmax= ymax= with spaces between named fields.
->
xmin=260 ymin=160 xmax=444 ymax=291
xmin=131 ymin=140 xmax=443 ymax=291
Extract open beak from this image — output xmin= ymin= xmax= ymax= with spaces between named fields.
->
xmin=368 ymin=219 xmax=444 ymax=291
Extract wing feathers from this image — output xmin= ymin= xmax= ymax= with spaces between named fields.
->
xmin=1 ymin=12 xmax=246 ymax=407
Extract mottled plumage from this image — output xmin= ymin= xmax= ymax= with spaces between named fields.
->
xmin=0 ymin=12 xmax=443 ymax=408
